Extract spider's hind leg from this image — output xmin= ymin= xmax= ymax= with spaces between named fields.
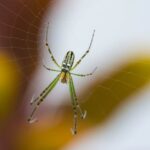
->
xmin=69 ymin=74 xmax=87 ymax=135
xmin=28 ymin=74 xmax=60 ymax=123
xmin=71 ymin=105 xmax=78 ymax=135
xmin=76 ymin=103 xmax=87 ymax=119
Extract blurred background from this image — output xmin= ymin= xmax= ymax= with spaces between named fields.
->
xmin=0 ymin=0 xmax=150 ymax=150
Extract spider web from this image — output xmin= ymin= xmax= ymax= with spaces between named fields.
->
xmin=0 ymin=0 xmax=54 ymax=78
xmin=0 ymin=0 xmax=150 ymax=124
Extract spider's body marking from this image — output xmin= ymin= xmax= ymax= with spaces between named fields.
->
xmin=60 ymin=51 xmax=75 ymax=83
xmin=60 ymin=72 xmax=70 ymax=83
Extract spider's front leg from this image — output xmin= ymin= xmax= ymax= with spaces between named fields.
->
xmin=71 ymin=29 xmax=95 ymax=70
xmin=45 ymin=22 xmax=61 ymax=68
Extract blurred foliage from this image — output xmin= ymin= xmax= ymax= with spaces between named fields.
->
xmin=83 ymin=57 xmax=150 ymax=124
xmin=0 ymin=53 xmax=20 ymax=123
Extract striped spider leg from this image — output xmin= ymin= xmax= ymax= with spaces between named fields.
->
xmin=45 ymin=22 xmax=61 ymax=69
xmin=71 ymin=29 xmax=95 ymax=70
xmin=28 ymin=23 xmax=96 ymax=135
xmin=69 ymin=74 xmax=87 ymax=135
xmin=28 ymin=23 xmax=61 ymax=123
xmin=28 ymin=74 xmax=60 ymax=123
xmin=69 ymin=67 xmax=97 ymax=135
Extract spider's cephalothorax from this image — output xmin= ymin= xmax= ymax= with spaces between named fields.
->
xmin=62 ymin=51 xmax=75 ymax=71
xmin=28 ymin=22 xmax=96 ymax=135
xmin=60 ymin=51 xmax=75 ymax=83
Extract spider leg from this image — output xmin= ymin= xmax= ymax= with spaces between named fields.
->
xmin=45 ymin=23 xmax=61 ymax=68
xmin=70 ymin=105 xmax=78 ymax=135
xmin=69 ymin=76 xmax=87 ymax=119
xmin=69 ymin=74 xmax=86 ymax=135
xmin=71 ymin=67 xmax=97 ymax=77
xmin=71 ymin=29 xmax=95 ymax=70
xmin=42 ymin=60 xmax=61 ymax=73
xmin=28 ymin=74 xmax=60 ymax=123
xmin=30 ymin=95 xmax=38 ymax=105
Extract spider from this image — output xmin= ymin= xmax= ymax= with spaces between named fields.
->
xmin=28 ymin=23 xmax=96 ymax=135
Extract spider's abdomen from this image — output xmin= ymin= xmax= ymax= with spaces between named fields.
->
xmin=60 ymin=72 xmax=69 ymax=83
xmin=62 ymin=51 xmax=75 ymax=71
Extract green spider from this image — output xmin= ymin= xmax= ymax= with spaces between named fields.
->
xmin=28 ymin=23 xmax=96 ymax=135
